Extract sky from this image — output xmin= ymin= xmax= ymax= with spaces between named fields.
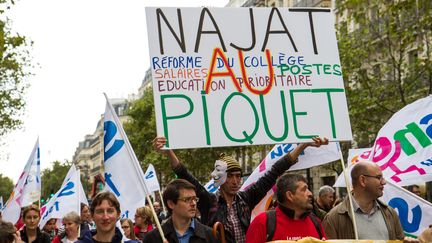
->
xmin=0 ymin=0 xmax=229 ymax=183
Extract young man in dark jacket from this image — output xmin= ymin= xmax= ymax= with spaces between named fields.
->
xmin=143 ymin=179 xmax=216 ymax=243
xmin=76 ymin=192 xmax=123 ymax=243
xmin=154 ymin=136 xmax=327 ymax=243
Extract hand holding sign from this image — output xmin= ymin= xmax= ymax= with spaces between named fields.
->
xmin=153 ymin=136 xmax=181 ymax=169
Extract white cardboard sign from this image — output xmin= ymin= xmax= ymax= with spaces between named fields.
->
xmin=146 ymin=7 xmax=352 ymax=149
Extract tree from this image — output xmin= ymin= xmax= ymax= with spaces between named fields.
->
xmin=336 ymin=0 xmax=432 ymax=148
xmin=336 ymin=0 xmax=432 ymax=200
xmin=0 ymin=173 xmax=13 ymax=200
xmin=40 ymin=161 xmax=71 ymax=200
xmin=0 ymin=0 xmax=33 ymax=137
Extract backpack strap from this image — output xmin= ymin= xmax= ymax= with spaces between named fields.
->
xmin=309 ymin=213 xmax=323 ymax=240
xmin=265 ymin=210 xmax=276 ymax=242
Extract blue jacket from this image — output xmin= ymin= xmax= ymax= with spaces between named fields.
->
xmin=76 ymin=227 xmax=137 ymax=243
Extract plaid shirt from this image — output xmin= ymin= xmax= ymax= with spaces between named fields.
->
xmin=226 ymin=201 xmax=246 ymax=243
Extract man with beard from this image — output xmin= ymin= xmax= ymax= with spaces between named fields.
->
xmin=322 ymin=161 xmax=417 ymax=242
xmin=143 ymin=179 xmax=216 ymax=243
xmin=245 ymin=173 xmax=326 ymax=242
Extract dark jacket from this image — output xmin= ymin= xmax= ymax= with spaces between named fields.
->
xmin=173 ymin=154 xmax=297 ymax=243
xmin=76 ymin=227 xmax=124 ymax=243
xmin=322 ymin=196 xmax=405 ymax=240
xmin=20 ymin=227 xmax=51 ymax=243
xmin=142 ymin=218 xmax=216 ymax=243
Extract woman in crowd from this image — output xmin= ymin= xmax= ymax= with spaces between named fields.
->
xmin=120 ymin=219 xmax=139 ymax=243
xmin=80 ymin=204 xmax=94 ymax=237
xmin=133 ymin=206 xmax=154 ymax=241
xmin=19 ymin=205 xmax=50 ymax=243
xmin=41 ymin=218 xmax=57 ymax=241
xmin=52 ymin=212 xmax=80 ymax=243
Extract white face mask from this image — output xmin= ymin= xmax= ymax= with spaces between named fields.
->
xmin=211 ymin=160 xmax=227 ymax=187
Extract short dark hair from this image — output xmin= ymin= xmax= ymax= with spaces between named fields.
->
xmin=0 ymin=220 xmax=16 ymax=243
xmin=276 ymin=173 xmax=307 ymax=204
xmin=407 ymin=185 xmax=420 ymax=192
xmin=90 ymin=191 xmax=121 ymax=215
xmin=163 ymin=179 xmax=196 ymax=214
xmin=81 ymin=203 xmax=89 ymax=212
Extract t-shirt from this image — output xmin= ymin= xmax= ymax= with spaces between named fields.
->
xmin=245 ymin=206 xmax=326 ymax=243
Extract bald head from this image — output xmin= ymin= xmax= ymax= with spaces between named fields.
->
xmin=351 ymin=161 xmax=380 ymax=187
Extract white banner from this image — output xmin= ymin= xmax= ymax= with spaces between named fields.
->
xmin=39 ymin=164 xmax=88 ymax=229
xmin=144 ymin=164 xmax=161 ymax=193
xmin=204 ymin=179 xmax=219 ymax=193
xmin=146 ymin=7 xmax=352 ymax=149
xmin=368 ymin=96 xmax=432 ymax=185
xmin=103 ymin=94 xmax=149 ymax=220
xmin=333 ymin=148 xmax=371 ymax=187
xmin=2 ymin=138 xmax=41 ymax=224
xmin=241 ymin=142 xmax=340 ymax=219
xmin=0 ymin=196 xmax=3 ymax=210
xmin=381 ymin=181 xmax=432 ymax=238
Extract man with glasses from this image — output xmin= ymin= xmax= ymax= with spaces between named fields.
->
xmin=322 ymin=161 xmax=417 ymax=242
xmin=143 ymin=179 xmax=216 ymax=243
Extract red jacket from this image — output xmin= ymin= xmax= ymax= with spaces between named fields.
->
xmin=246 ymin=206 xmax=326 ymax=243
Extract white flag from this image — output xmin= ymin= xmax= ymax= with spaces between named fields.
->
xmin=368 ymin=96 xmax=432 ymax=185
xmin=2 ymin=138 xmax=41 ymax=224
xmin=333 ymin=148 xmax=371 ymax=187
xmin=240 ymin=142 xmax=340 ymax=219
xmin=144 ymin=164 xmax=161 ymax=193
xmin=103 ymin=94 xmax=149 ymax=220
xmin=39 ymin=164 xmax=88 ymax=229
xmin=204 ymin=179 xmax=219 ymax=193
xmin=381 ymin=180 xmax=432 ymax=238
xmin=0 ymin=196 xmax=3 ymax=210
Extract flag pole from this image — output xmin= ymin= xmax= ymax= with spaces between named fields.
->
xmin=77 ymin=167 xmax=81 ymax=237
xmin=337 ymin=142 xmax=359 ymax=241
xmin=104 ymin=93 xmax=166 ymax=242
xmin=158 ymin=190 xmax=167 ymax=213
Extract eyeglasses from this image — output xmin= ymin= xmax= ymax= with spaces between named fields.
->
xmin=362 ymin=174 xmax=385 ymax=182
xmin=178 ymin=196 xmax=199 ymax=203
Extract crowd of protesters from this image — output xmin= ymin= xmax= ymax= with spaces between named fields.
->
xmin=1 ymin=136 xmax=432 ymax=243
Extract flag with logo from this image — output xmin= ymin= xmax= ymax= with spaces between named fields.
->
xmin=333 ymin=148 xmax=371 ymax=187
xmin=204 ymin=179 xmax=219 ymax=193
xmin=2 ymin=138 xmax=41 ymax=224
xmin=381 ymin=180 xmax=432 ymax=238
xmin=103 ymin=94 xmax=149 ymax=219
xmin=0 ymin=196 xmax=3 ymax=210
xmin=39 ymin=164 xmax=88 ymax=229
xmin=368 ymin=96 xmax=432 ymax=185
xmin=144 ymin=164 xmax=161 ymax=193
xmin=241 ymin=142 xmax=340 ymax=219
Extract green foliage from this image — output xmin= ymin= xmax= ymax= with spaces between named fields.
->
xmin=40 ymin=161 xmax=71 ymax=199
xmin=0 ymin=173 xmax=13 ymax=200
xmin=0 ymin=0 xmax=33 ymax=137
xmin=124 ymin=88 xmax=263 ymax=186
xmin=336 ymin=0 xmax=432 ymax=147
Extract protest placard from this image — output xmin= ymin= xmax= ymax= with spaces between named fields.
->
xmin=146 ymin=7 xmax=352 ymax=149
